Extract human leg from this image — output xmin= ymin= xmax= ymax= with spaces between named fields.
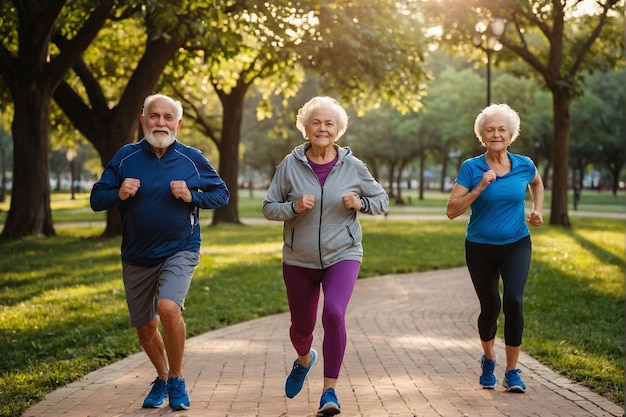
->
xmin=500 ymin=237 xmax=531 ymax=393
xmin=136 ymin=318 xmax=169 ymax=408
xmin=465 ymin=240 xmax=502 ymax=354
xmin=136 ymin=318 xmax=169 ymax=380
xmin=123 ymin=262 xmax=169 ymax=407
xmin=320 ymin=260 xmax=359 ymax=382
xmin=283 ymin=263 xmax=322 ymax=398
xmin=283 ymin=263 xmax=322 ymax=358
xmin=157 ymin=251 xmax=198 ymax=409
xmin=157 ymin=299 xmax=186 ymax=377
xmin=500 ymin=236 xmax=532 ymax=354
xmin=465 ymin=240 xmax=502 ymax=388
xmin=315 ymin=260 xmax=359 ymax=416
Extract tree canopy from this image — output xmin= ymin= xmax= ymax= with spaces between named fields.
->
xmin=422 ymin=0 xmax=624 ymax=226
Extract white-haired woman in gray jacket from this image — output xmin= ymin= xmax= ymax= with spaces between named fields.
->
xmin=263 ymin=96 xmax=389 ymax=417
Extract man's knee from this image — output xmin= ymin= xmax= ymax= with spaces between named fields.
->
xmin=157 ymin=299 xmax=183 ymax=326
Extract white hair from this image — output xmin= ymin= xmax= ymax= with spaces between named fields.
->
xmin=296 ymin=96 xmax=349 ymax=140
xmin=474 ymin=103 xmax=521 ymax=145
xmin=142 ymin=94 xmax=184 ymax=122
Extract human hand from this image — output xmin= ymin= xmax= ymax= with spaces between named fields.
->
xmin=342 ymin=192 xmax=362 ymax=211
xmin=294 ymin=194 xmax=315 ymax=213
xmin=481 ymin=170 xmax=497 ymax=187
xmin=119 ymin=178 xmax=140 ymax=200
xmin=170 ymin=180 xmax=192 ymax=202
xmin=527 ymin=210 xmax=543 ymax=227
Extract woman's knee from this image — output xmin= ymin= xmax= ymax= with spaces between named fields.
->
xmin=322 ymin=309 xmax=345 ymax=331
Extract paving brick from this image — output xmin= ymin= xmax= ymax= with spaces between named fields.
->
xmin=22 ymin=268 xmax=624 ymax=417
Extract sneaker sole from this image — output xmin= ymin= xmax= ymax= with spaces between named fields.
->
xmin=504 ymin=384 xmax=526 ymax=393
xmin=141 ymin=402 xmax=164 ymax=408
xmin=317 ymin=402 xmax=341 ymax=417
xmin=170 ymin=403 xmax=191 ymax=410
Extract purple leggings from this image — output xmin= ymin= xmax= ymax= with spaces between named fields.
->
xmin=283 ymin=260 xmax=360 ymax=379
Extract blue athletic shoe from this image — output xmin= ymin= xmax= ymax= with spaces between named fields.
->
xmin=142 ymin=377 xmax=167 ymax=408
xmin=479 ymin=355 xmax=497 ymax=389
xmin=285 ymin=348 xmax=317 ymax=398
xmin=167 ymin=376 xmax=191 ymax=410
xmin=317 ymin=388 xmax=341 ymax=417
xmin=503 ymin=369 xmax=526 ymax=393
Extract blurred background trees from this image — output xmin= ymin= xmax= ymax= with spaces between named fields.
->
xmin=0 ymin=0 xmax=623 ymax=237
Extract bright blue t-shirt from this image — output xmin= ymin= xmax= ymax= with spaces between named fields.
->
xmin=455 ymin=152 xmax=537 ymax=245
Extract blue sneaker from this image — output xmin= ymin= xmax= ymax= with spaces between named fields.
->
xmin=317 ymin=388 xmax=341 ymax=417
xmin=503 ymin=369 xmax=526 ymax=393
xmin=285 ymin=348 xmax=317 ymax=398
xmin=167 ymin=376 xmax=191 ymax=410
xmin=142 ymin=377 xmax=167 ymax=408
xmin=479 ymin=355 xmax=497 ymax=389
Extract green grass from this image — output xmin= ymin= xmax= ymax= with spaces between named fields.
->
xmin=0 ymin=191 xmax=624 ymax=416
xmin=523 ymin=218 xmax=625 ymax=401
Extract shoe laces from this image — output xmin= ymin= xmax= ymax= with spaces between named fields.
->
xmin=168 ymin=378 xmax=185 ymax=395
xmin=148 ymin=378 xmax=166 ymax=390
xmin=291 ymin=360 xmax=308 ymax=377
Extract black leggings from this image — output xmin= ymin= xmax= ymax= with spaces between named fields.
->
xmin=465 ymin=236 xmax=531 ymax=347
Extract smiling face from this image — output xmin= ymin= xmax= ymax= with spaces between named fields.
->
xmin=480 ymin=113 xmax=512 ymax=151
xmin=141 ymin=97 xmax=182 ymax=149
xmin=305 ymin=107 xmax=339 ymax=150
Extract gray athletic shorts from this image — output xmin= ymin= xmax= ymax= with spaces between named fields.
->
xmin=122 ymin=250 xmax=200 ymax=327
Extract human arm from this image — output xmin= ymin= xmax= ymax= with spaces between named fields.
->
xmin=348 ymin=158 xmax=389 ymax=215
xmin=446 ymin=169 xmax=496 ymax=219
xmin=182 ymin=153 xmax=229 ymax=209
xmin=90 ymin=156 xmax=126 ymax=212
xmin=262 ymin=160 xmax=301 ymax=221
xmin=527 ymin=170 xmax=544 ymax=227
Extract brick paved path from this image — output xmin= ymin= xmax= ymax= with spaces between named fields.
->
xmin=22 ymin=268 xmax=624 ymax=417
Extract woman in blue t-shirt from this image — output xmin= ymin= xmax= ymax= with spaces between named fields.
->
xmin=446 ymin=103 xmax=544 ymax=394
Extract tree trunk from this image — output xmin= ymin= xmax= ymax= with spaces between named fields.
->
xmin=1 ymin=88 xmax=55 ymax=238
xmin=212 ymin=84 xmax=250 ymax=224
xmin=53 ymin=31 xmax=187 ymax=237
xmin=418 ymin=152 xmax=426 ymax=200
xmin=548 ymin=88 xmax=571 ymax=227
xmin=440 ymin=153 xmax=449 ymax=193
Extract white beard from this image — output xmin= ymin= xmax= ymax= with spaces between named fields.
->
xmin=145 ymin=128 xmax=176 ymax=149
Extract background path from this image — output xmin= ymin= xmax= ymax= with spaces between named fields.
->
xmin=23 ymin=268 xmax=624 ymax=417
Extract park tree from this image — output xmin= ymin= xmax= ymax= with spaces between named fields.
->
xmin=423 ymin=0 xmax=623 ymax=227
xmin=417 ymin=66 xmax=484 ymax=191
xmin=53 ymin=3 xmax=219 ymax=237
xmin=0 ymin=0 xmax=115 ymax=238
xmin=0 ymin=1 xmax=214 ymax=238
xmin=156 ymin=0 xmax=428 ymax=224
xmin=570 ymin=69 xmax=625 ymax=195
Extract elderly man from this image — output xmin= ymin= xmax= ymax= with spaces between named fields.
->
xmin=90 ymin=93 xmax=229 ymax=410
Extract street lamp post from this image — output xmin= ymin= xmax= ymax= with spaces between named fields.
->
xmin=66 ymin=148 xmax=77 ymax=200
xmin=472 ymin=17 xmax=506 ymax=107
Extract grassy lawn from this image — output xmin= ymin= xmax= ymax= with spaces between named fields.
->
xmin=0 ymin=190 xmax=624 ymax=416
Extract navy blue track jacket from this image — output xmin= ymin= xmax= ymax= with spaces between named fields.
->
xmin=90 ymin=139 xmax=229 ymax=267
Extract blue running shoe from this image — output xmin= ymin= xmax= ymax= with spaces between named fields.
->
xmin=503 ymin=369 xmax=526 ymax=393
xmin=285 ymin=348 xmax=317 ymax=398
xmin=317 ymin=388 xmax=341 ymax=417
xmin=479 ymin=355 xmax=497 ymax=389
xmin=142 ymin=377 xmax=167 ymax=408
xmin=167 ymin=376 xmax=191 ymax=410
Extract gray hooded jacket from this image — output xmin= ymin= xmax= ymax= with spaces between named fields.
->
xmin=262 ymin=143 xmax=389 ymax=269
